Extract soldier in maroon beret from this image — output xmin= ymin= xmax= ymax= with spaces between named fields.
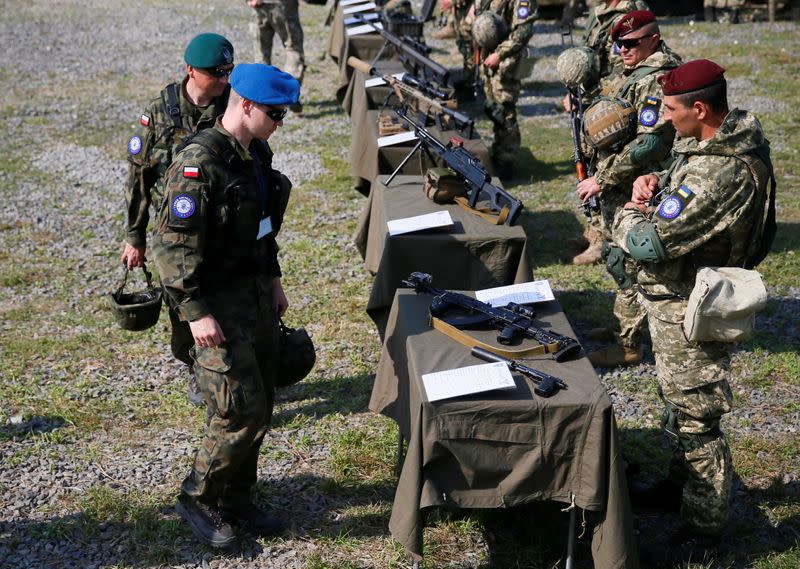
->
xmin=614 ymin=58 xmax=775 ymax=563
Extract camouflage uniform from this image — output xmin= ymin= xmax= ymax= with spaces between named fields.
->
xmin=613 ymin=110 xmax=772 ymax=535
xmin=453 ymin=0 xmax=476 ymax=76
xmin=478 ymin=0 xmax=536 ymax=168
xmin=125 ymin=78 xmax=230 ymax=365
xmin=251 ymin=0 xmax=306 ymax=82
xmin=151 ymin=121 xmax=291 ymax=508
xmin=580 ymin=0 xmax=650 ymax=102
xmin=589 ymin=43 xmax=681 ymax=350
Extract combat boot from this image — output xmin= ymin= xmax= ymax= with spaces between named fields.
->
xmin=222 ymin=502 xmax=285 ymax=538
xmin=587 ymin=344 xmax=644 ymax=368
xmin=641 ymin=528 xmax=721 ymax=567
xmin=572 ymin=227 xmax=603 ymax=265
xmin=431 ymin=22 xmax=456 ymax=40
xmin=175 ymin=495 xmax=235 ymax=548
xmin=187 ymin=365 xmax=205 ymax=408
xmin=628 ymin=478 xmax=682 ymax=513
xmin=586 ymin=326 xmax=617 ymax=342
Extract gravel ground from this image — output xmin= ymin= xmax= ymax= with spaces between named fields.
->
xmin=1 ymin=2 xmax=798 ymax=568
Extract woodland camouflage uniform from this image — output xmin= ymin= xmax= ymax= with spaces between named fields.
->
xmin=152 ymin=121 xmax=291 ymax=508
xmin=478 ymin=0 xmax=536 ymax=169
xmin=613 ymin=109 xmax=773 ymax=535
xmin=125 ymin=78 xmax=230 ymax=365
xmin=251 ymin=0 xmax=306 ymax=82
xmin=589 ymin=43 xmax=681 ymax=351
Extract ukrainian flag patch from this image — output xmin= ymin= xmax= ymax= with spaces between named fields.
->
xmin=677 ymin=185 xmax=694 ymax=201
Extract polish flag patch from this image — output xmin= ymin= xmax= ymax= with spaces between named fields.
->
xmin=183 ymin=166 xmax=201 ymax=178
xmin=139 ymin=114 xmax=151 ymax=126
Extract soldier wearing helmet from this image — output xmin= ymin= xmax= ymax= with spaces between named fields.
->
xmin=576 ymin=10 xmax=682 ymax=368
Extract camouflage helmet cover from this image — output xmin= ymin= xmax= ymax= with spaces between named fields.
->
xmin=582 ymin=97 xmax=637 ymax=150
xmin=556 ymin=47 xmax=598 ymax=89
xmin=472 ymin=12 xmax=508 ymax=52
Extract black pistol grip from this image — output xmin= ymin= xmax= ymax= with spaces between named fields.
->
xmin=430 ymin=296 xmax=448 ymax=316
xmin=497 ymin=325 xmax=516 ymax=345
xmin=534 ymin=376 xmax=556 ymax=398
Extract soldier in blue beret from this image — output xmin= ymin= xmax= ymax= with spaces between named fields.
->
xmin=152 ymin=64 xmax=301 ymax=547
xmin=120 ymin=32 xmax=235 ymax=407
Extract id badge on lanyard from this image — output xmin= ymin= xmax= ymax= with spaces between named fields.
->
xmin=257 ymin=216 xmax=273 ymax=239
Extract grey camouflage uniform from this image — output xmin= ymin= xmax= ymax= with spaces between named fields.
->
xmin=251 ymin=0 xmax=306 ymax=82
xmin=590 ymin=44 xmax=681 ymax=350
xmin=152 ymin=121 xmax=292 ymax=508
xmin=125 ymin=78 xmax=229 ymax=365
xmin=478 ymin=0 xmax=536 ymax=168
xmin=613 ymin=110 xmax=773 ymax=535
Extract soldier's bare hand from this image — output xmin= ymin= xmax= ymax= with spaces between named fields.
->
xmin=121 ymin=243 xmax=146 ymax=270
xmin=439 ymin=0 xmax=453 ymax=11
xmin=632 ymin=174 xmax=659 ymax=204
xmin=483 ymin=53 xmax=501 ymax=69
xmin=562 ymin=93 xmax=572 ymax=112
xmin=190 ymin=315 xmax=227 ymax=348
xmin=576 ymin=176 xmax=601 ymax=201
xmin=247 ymin=0 xmax=263 ymax=7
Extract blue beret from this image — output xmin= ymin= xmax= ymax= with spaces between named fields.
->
xmin=230 ymin=63 xmax=300 ymax=106
xmin=184 ymin=33 xmax=234 ymax=68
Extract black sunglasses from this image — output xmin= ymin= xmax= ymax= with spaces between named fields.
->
xmin=615 ymin=34 xmax=654 ymax=49
xmin=202 ymin=65 xmax=234 ymax=78
xmin=261 ymin=106 xmax=288 ymax=122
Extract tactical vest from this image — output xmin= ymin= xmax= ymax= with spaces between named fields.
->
xmin=182 ymin=128 xmax=290 ymax=279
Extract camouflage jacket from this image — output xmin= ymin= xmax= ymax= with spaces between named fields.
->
xmin=613 ymin=110 xmax=772 ymax=305
xmin=151 ymin=121 xmax=291 ymax=322
xmin=593 ymin=44 xmax=682 ymax=205
xmin=481 ymin=0 xmax=536 ymax=61
xmin=124 ymin=78 xmax=229 ymax=247
xmin=582 ymin=0 xmax=650 ymax=90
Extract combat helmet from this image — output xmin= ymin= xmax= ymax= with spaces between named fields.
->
xmin=582 ymin=97 xmax=637 ymax=151
xmin=556 ymin=47 xmax=598 ymax=89
xmin=472 ymin=12 xmax=508 ymax=52
xmin=109 ymin=265 xmax=163 ymax=331
xmin=276 ymin=319 xmax=316 ymax=387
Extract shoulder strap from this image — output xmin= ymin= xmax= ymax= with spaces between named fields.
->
xmin=738 ymin=146 xmax=777 ymax=268
xmin=618 ymin=66 xmax=660 ymax=99
xmin=181 ymin=128 xmax=242 ymax=168
xmin=161 ymin=83 xmax=183 ymax=130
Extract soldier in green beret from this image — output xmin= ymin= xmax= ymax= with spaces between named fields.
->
xmin=152 ymin=63 xmax=301 ymax=547
xmin=120 ymin=32 xmax=234 ymax=406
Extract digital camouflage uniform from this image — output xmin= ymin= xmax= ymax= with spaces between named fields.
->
xmin=589 ymin=43 xmax=681 ymax=350
xmin=478 ymin=0 xmax=536 ymax=168
xmin=125 ymin=78 xmax=230 ymax=365
xmin=251 ymin=0 xmax=306 ymax=82
xmin=580 ymin=0 xmax=650 ymax=103
xmin=453 ymin=0 xmax=476 ymax=76
xmin=613 ymin=110 xmax=772 ymax=535
xmin=152 ymin=121 xmax=292 ymax=508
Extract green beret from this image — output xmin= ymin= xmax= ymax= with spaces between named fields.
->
xmin=184 ymin=33 xmax=234 ymax=68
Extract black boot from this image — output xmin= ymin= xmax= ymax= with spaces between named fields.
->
xmin=222 ymin=502 xmax=285 ymax=538
xmin=175 ymin=495 xmax=235 ymax=548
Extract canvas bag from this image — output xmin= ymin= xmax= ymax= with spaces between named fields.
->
xmin=682 ymin=267 xmax=768 ymax=342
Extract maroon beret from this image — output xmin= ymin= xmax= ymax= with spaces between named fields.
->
xmin=658 ymin=59 xmax=726 ymax=95
xmin=611 ymin=10 xmax=657 ymax=41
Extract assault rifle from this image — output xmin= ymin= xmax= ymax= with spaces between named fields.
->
xmin=471 ymin=347 xmax=567 ymax=397
xmin=347 ymin=57 xmax=474 ymax=136
xmin=387 ymin=106 xmax=523 ymax=225
xmin=353 ymin=14 xmax=450 ymax=87
xmin=568 ymin=86 xmax=599 ymax=218
xmin=402 ymin=272 xmax=582 ymax=362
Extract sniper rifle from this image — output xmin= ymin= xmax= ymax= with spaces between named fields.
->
xmin=386 ymin=106 xmax=523 ymax=226
xmin=402 ymin=272 xmax=582 ymax=362
xmin=347 ymin=56 xmax=474 ymax=136
xmin=471 ymin=347 xmax=567 ymax=397
xmin=353 ymin=13 xmax=450 ymax=87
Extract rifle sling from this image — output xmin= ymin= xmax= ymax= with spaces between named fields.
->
xmin=431 ymin=316 xmax=556 ymax=358
xmin=453 ymin=196 xmax=509 ymax=225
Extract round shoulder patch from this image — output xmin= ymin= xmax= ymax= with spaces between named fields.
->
xmin=657 ymin=196 xmax=682 ymax=219
xmin=128 ymin=135 xmax=142 ymax=155
xmin=517 ymin=6 xmax=529 ymax=18
xmin=639 ymin=107 xmax=658 ymax=127
xmin=171 ymin=194 xmax=197 ymax=219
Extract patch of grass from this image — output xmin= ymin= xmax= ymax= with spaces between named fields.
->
xmin=324 ymin=417 xmax=397 ymax=490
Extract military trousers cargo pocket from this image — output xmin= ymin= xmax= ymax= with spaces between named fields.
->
xmin=192 ymin=345 xmax=246 ymax=420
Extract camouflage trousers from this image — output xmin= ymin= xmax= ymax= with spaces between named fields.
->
xmin=482 ymin=56 xmax=526 ymax=166
xmin=644 ymin=296 xmax=734 ymax=536
xmin=704 ymin=0 xmax=745 ymax=8
xmin=251 ymin=0 xmax=305 ymax=82
xmin=180 ymin=277 xmax=281 ymax=508
xmin=453 ymin=4 xmax=474 ymax=74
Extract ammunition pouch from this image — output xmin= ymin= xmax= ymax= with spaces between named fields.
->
xmin=423 ymin=167 xmax=466 ymax=204
xmin=662 ymin=402 xmax=723 ymax=452
xmin=602 ymin=243 xmax=635 ymax=290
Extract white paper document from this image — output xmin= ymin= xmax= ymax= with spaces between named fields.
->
xmin=346 ymin=21 xmax=382 ymax=36
xmin=343 ymin=2 xmax=377 ymax=14
xmin=377 ymin=130 xmax=417 ymax=147
xmin=475 ymin=280 xmax=555 ymax=307
xmin=365 ymin=73 xmax=404 ymax=88
xmin=422 ymin=362 xmax=516 ymax=402
xmin=387 ymin=210 xmax=453 ymax=236
xmin=341 ymin=0 xmax=369 ymax=6
xmin=344 ymin=12 xmax=380 ymax=25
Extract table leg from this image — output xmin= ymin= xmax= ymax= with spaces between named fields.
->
xmin=565 ymin=505 xmax=577 ymax=569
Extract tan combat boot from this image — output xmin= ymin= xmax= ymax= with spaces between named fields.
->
xmin=572 ymin=226 xmax=603 ymax=265
xmin=588 ymin=344 xmax=644 ymax=368
xmin=431 ymin=22 xmax=456 ymax=40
